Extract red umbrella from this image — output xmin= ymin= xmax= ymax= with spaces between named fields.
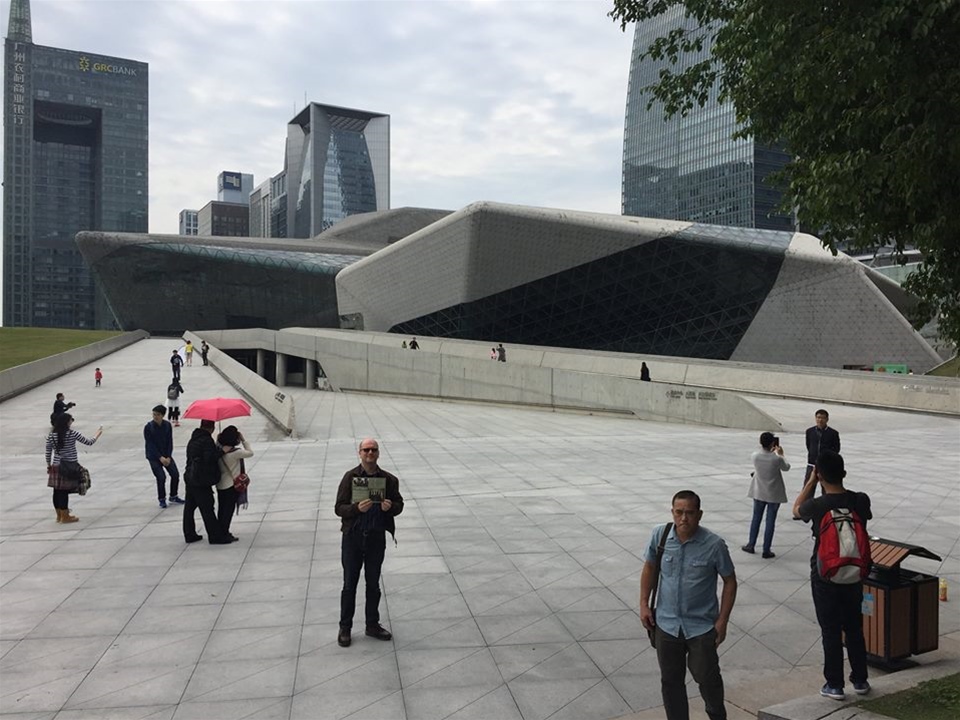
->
xmin=181 ymin=397 xmax=252 ymax=422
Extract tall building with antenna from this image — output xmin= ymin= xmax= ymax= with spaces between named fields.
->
xmin=3 ymin=0 xmax=148 ymax=328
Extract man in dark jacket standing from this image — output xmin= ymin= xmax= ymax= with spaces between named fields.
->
xmin=144 ymin=405 xmax=184 ymax=509
xmin=334 ymin=438 xmax=404 ymax=647
xmin=804 ymin=409 xmax=840 ymax=486
xmin=183 ymin=419 xmax=232 ymax=545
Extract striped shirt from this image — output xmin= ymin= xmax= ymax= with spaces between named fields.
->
xmin=45 ymin=429 xmax=96 ymax=465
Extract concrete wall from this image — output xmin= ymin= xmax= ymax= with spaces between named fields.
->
xmin=277 ymin=329 xmax=960 ymax=417
xmin=183 ymin=331 xmax=296 ymax=436
xmin=205 ymin=327 xmax=779 ymax=431
xmin=0 ymin=330 xmax=149 ymax=402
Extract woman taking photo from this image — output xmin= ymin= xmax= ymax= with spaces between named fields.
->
xmin=216 ymin=425 xmax=252 ymax=541
xmin=45 ymin=413 xmax=102 ymax=523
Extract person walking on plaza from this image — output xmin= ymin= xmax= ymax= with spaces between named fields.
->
xmin=200 ymin=340 xmax=210 ymax=366
xmin=45 ymin=413 xmax=102 ymax=523
xmin=183 ymin=420 xmax=233 ymax=545
xmin=640 ymin=490 xmax=737 ymax=720
xmin=335 ymin=438 xmax=404 ymax=647
xmin=144 ymin=405 xmax=184 ymax=509
xmin=94 ymin=368 xmax=103 ymax=387
xmin=216 ymin=425 xmax=252 ymax=542
xmin=804 ymin=409 xmax=840 ymax=486
xmin=170 ymin=348 xmax=184 ymax=381
xmin=184 ymin=340 xmax=194 ymax=366
xmin=408 ymin=337 xmax=419 ymax=350
xmin=793 ymin=450 xmax=872 ymax=701
xmin=51 ymin=392 xmax=76 ymax=424
xmin=166 ymin=379 xmax=184 ymax=427
xmin=496 ymin=343 xmax=506 ymax=362
xmin=490 ymin=347 xmax=497 ymax=360
xmin=743 ymin=432 xmax=790 ymax=558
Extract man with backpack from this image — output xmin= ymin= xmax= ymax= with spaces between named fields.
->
xmin=183 ymin=419 xmax=233 ymax=545
xmin=793 ymin=449 xmax=872 ymax=701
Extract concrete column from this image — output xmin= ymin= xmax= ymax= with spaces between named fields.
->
xmin=305 ymin=359 xmax=317 ymax=389
xmin=256 ymin=349 xmax=266 ymax=377
xmin=275 ymin=352 xmax=288 ymax=387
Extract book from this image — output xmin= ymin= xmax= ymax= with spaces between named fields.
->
xmin=351 ymin=476 xmax=386 ymax=504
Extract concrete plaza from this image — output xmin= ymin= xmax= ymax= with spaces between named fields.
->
xmin=1 ymin=338 xmax=958 ymax=719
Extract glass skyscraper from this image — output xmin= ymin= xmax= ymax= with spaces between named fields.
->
xmin=622 ymin=8 xmax=792 ymax=231
xmin=3 ymin=0 xmax=148 ymax=328
xmin=283 ymin=103 xmax=389 ymax=238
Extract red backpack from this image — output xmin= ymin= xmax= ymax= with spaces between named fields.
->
xmin=817 ymin=508 xmax=872 ymax=583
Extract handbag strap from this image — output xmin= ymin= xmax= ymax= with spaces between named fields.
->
xmin=649 ymin=522 xmax=673 ymax=611
xmin=239 ymin=458 xmax=245 ymax=475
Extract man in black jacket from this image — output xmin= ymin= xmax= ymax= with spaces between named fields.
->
xmin=804 ymin=409 xmax=840 ymax=487
xmin=334 ymin=438 xmax=404 ymax=647
xmin=183 ymin=419 xmax=232 ymax=545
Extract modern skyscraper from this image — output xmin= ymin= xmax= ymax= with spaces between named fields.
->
xmin=3 ymin=0 xmax=148 ymax=328
xmin=197 ymin=201 xmax=249 ymax=237
xmin=284 ymin=103 xmax=389 ymax=238
xmin=179 ymin=209 xmax=199 ymax=236
xmin=217 ymin=171 xmax=254 ymax=204
xmin=622 ymin=8 xmax=792 ymax=231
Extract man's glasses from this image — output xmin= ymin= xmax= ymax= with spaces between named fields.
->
xmin=672 ymin=509 xmax=699 ymax=517
xmin=360 ymin=448 xmax=379 ymax=453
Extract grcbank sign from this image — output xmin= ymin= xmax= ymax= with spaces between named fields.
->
xmin=78 ymin=55 xmax=139 ymax=76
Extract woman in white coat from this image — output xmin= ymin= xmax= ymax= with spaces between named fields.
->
xmin=216 ymin=425 xmax=252 ymax=541
xmin=743 ymin=431 xmax=790 ymax=559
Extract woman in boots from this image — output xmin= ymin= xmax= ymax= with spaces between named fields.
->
xmin=216 ymin=425 xmax=253 ymax=542
xmin=45 ymin=413 xmax=102 ymax=523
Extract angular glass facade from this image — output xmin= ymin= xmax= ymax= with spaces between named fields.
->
xmin=82 ymin=235 xmax=363 ymax=333
xmin=622 ymin=8 xmax=792 ymax=232
xmin=3 ymin=0 xmax=148 ymax=328
xmin=285 ymin=103 xmax=389 ymax=238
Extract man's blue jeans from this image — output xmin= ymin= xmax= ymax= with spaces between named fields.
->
xmin=148 ymin=457 xmax=179 ymax=501
xmin=747 ymin=500 xmax=780 ymax=554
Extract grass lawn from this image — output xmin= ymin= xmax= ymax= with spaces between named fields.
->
xmin=0 ymin=327 xmax=122 ymax=371
xmin=857 ymin=673 xmax=960 ymax=720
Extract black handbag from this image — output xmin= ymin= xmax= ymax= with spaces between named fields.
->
xmin=647 ymin=522 xmax=673 ymax=648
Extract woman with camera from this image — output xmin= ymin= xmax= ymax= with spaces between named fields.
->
xmin=743 ymin=431 xmax=790 ymax=558
xmin=45 ymin=413 xmax=102 ymax=523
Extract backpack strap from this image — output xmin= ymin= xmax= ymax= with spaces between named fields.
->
xmin=649 ymin=522 xmax=673 ymax=611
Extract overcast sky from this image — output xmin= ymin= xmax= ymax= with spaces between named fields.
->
xmin=10 ymin=0 xmax=636 ymax=234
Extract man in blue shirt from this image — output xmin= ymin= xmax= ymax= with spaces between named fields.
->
xmin=640 ymin=490 xmax=738 ymax=720
xmin=143 ymin=405 xmax=184 ymax=509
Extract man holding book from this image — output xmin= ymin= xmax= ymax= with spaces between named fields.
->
xmin=334 ymin=438 xmax=405 ymax=647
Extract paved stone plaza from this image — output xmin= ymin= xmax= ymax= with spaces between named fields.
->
xmin=1 ymin=338 xmax=958 ymax=719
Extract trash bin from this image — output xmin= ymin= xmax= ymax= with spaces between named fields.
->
xmin=862 ymin=538 xmax=942 ymax=667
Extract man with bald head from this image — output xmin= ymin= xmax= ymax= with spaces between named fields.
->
xmin=334 ymin=438 xmax=404 ymax=647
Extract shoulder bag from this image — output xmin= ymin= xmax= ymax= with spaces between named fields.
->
xmin=647 ymin=522 xmax=673 ymax=648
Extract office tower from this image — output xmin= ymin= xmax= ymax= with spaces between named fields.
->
xmin=3 ymin=0 xmax=148 ymax=328
xmin=197 ymin=201 xmax=249 ymax=237
xmin=179 ymin=209 xmax=199 ymax=236
xmin=622 ymin=8 xmax=792 ymax=231
xmin=217 ymin=171 xmax=254 ymax=204
xmin=248 ymin=180 xmax=271 ymax=238
xmin=284 ymin=103 xmax=389 ymax=238
xmin=270 ymin=171 xmax=288 ymax=239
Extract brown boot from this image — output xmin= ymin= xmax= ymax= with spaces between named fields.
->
xmin=55 ymin=508 xmax=63 ymax=523
xmin=60 ymin=509 xmax=79 ymax=523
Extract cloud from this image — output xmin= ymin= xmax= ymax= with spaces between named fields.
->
xmin=18 ymin=0 xmax=634 ymax=232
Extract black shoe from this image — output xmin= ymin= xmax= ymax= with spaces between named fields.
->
xmin=741 ymin=545 xmax=755 ymax=554
xmin=338 ymin=628 xmax=351 ymax=647
xmin=185 ymin=534 xmax=203 ymax=543
xmin=762 ymin=550 xmax=776 ymax=559
xmin=209 ymin=537 xmax=232 ymax=545
xmin=229 ymin=534 xmax=239 ymax=542
xmin=365 ymin=624 xmax=392 ymax=641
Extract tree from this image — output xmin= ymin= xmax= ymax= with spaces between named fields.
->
xmin=611 ymin=0 xmax=960 ymax=351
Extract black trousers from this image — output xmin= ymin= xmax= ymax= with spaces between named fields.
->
xmin=656 ymin=627 xmax=726 ymax=720
xmin=812 ymin=579 xmax=868 ymax=689
xmin=183 ymin=482 xmax=227 ymax=543
xmin=52 ymin=489 xmax=69 ymax=510
xmin=148 ymin=458 xmax=180 ymax=501
xmin=217 ymin=486 xmax=237 ymax=535
xmin=340 ymin=529 xmax=386 ymax=630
